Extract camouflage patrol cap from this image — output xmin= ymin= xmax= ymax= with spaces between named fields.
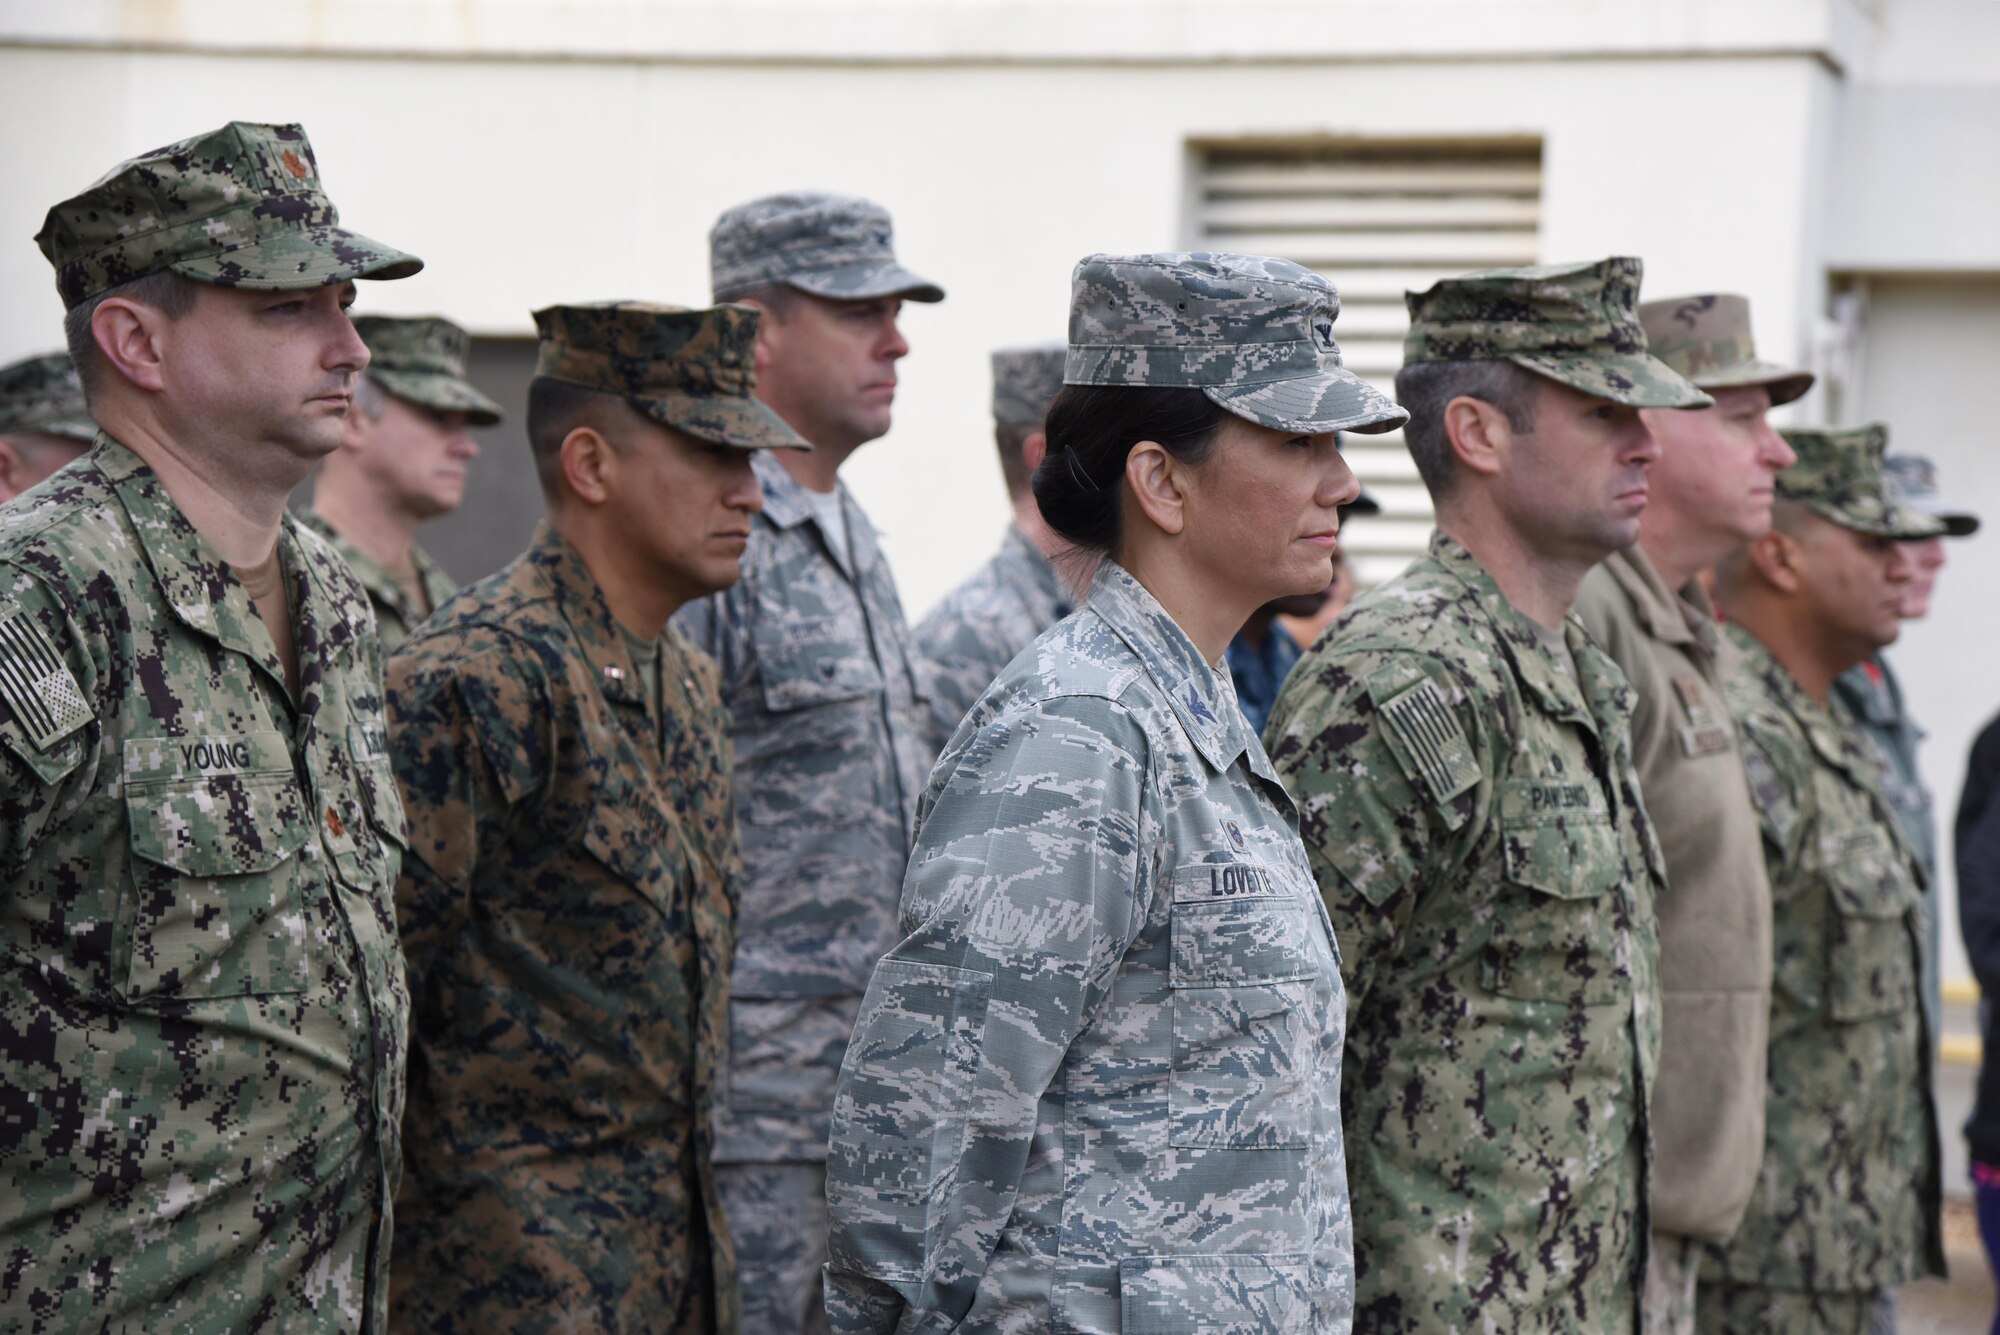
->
xmin=711 ymin=192 xmax=943 ymax=304
xmin=36 ymin=121 xmax=421 ymax=311
xmin=1403 ymin=257 xmax=1711 ymax=409
xmin=991 ymin=342 xmax=1066 ymax=428
xmin=1776 ymin=424 xmax=1945 ymax=538
xmin=1884 ymin=452 xmax=1979 ymax=537
xmin=531 ymin=302 xmax=809 ymax=451
xmin=1639 ymin=293 xmax=1813 ymax=406
xmin=353 ymin=316 xmax=503 ymax=427
xmin=0 ymin=352 xmax=97 ymax=443
xmin=1066 ymin=252 xmax=1408 ymax=435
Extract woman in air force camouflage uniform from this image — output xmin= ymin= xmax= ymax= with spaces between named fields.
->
xmin=823 ymin=252 xmax=1409 ymax=1335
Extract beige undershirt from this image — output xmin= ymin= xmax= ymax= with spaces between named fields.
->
xmin=1531 ymin=618 xmax=1577 ymax=683
xmin=238 ymin=546 xmax=300 ymax=701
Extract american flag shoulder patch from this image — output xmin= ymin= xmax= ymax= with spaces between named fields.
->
xmin=0 ymin=604 xmax=92 ymax=751
xmin=1376 ymin=677 xmax=1479 ymax=807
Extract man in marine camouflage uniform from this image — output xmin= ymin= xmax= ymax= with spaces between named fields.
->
xmin=303 ymin=315 xmax=502 ymax=651
xmin=1572 ymin=292 xmax=1809 ymax=1334
xmin=917 ymin=341 xmax=1082 ymax=751
xmin=0 ymin=351 xmax=96 ymax=501
xmin=1267 ymin=258 xmax=1711 ymax=1333
xmin=387 ymin=301 xmax=809 ymax=1333
xmin=672 ymin=192 xmax=941 ymax=1335
xmin=1701 ymin=424 xmax=1946 ymax=1332
xmin=0 ymin=121 xmax=419 ymax=1333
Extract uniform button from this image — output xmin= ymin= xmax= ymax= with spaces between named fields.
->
xmin=326 ymin=807 xmax=346 ymax=838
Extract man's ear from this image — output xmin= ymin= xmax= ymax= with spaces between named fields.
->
xmin=1124 ymin=440 xmax=1186 ymax=537
xmin=0 ymin=439 xmax=25 ymax=503
xmin=1747 ymin=528 xmax=1804 ymax=595
xmin=739 ymin=297 xmax=782 ymax=377
xmin=559 ymin=426 xmax=617 ymax=507
xmin=91 ymin=296 xmax=175 ymax=394
xmin=1441 ymin=394 xmax=1512 ymax=480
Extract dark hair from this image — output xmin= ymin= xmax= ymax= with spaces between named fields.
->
xmin=1032 ymin=384 xmax=1226 ymax=554
xmin=64 ymin=270 xmax=200 ymax=402
xmin=994 ymin=421 xmax=1037 ymax=498
xmin=526 ymin=376 xmax=640 ymax=502
xmin=1392 ymin=358 xmax=1542 ymax=501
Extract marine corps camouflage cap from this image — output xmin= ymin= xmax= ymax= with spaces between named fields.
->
xmin=1776 ymin=424 xmax=1945 ymax=539
xmin=0 ymin=353 xmax=97 ymax=442
xmin=1403 ymin=257 xmax=1711 ymax=409
xmin=354 ymin=316 xmax=503 ymax=427
xmin=1639 ymin=293 xmax=1813 ymax=406
xmin=1065 ymin=252 xmax=1408 ymax=435
xmin=532 ymin=302 xmax=809 ymax=451
xmin=36 ymin=121 xmax=421 ymax=311
xmin=710 ymin=192 xmax=943 ymax=304
xmin=991 ymin=342 xmax=1067 ymax=428
xmin=1884 ymin=452 xmax=1979 ymax=537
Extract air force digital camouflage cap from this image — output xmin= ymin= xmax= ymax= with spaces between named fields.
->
xmin=1403 ymin=257 xmax=1711 ymax=409
xmin=36 ymin=121 xmax=421 ymax=311
xmin=1776 ymin=424 xmax=1945 ymax=539
xmin=353 ymin=316 xmax=503 ymax=427
xmin=0 ymin=353 xmax=97 ymax=443
xmin=1639 ymin=293 xmax=1814 ymax=406
xmin=1884 ymin=452 xmax=1979 ymax=537
xmin=532 ymin=302 xmax=809 ymax=451
xmin=710 ymin=191 xmax=943 ymax=304
xmin=1065 ymin=252 xmax=1408 ymax=435
xmin=991 ymin=342 xmax=1067 ymax=428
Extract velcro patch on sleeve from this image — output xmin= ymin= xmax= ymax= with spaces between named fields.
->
xmin=0 ymin=605 xmax=93 ymax=751
xmin=1375 ymin=676 xmax=1479 ymax=808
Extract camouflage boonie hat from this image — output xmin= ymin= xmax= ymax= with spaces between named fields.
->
xmin=1776 ymin=424 xmax=1945 ymax=538
xmin=1403 ymin=257 xmax=1711 ymax=409
xmin=1066 ymin=252 xmax=1408 ymax=435
xmin=1884 ymin=452 xmax=1979 ymax=537
xmin=711 ymin=192 xmax=943 ymax=304
xmin=532 ymin=302 xmax=809 ymax=451
xmin=353 ymin=316 xmax=503 ymax=427
xmin=991 ymin=342 xmax=1066 ymax=428
xmin=1639 ymin=293 xmax=1813 ymax=406
xmin=36 ymin=121 xmax=421 ymax=311
xmin=0 ymin=353 xmax=96 ymax=442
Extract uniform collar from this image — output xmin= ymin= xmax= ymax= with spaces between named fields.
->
xmin=751 ymin=449 xmax=862 ymax=578
xmin=1001 ymin=525 xmax=1073 ymax=618
xmin=1427 ymin=530 xmax=1630 ymax=736
xmin=1089 ymin=559 xmax=1272 ymax=782
xmin=298 ymin=507 xmax=454 ymax=626
xmin=1602 ymin=545 xmax=1717 ymax=652
xmin=1728 ymin=624 xmax=1876 ymax=780
xmin=521 ymin=520 xmax=647 ymax=712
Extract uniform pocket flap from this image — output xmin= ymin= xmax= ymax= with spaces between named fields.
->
xmin=1498 ymin=777 xmax=1621 ymax=900
xmin=1821 ymin=828 xmax=1909 ymax=921
xmin=754 ymin=620 xmax=882 ymax=712
xmin=126 ymin=763 xmax=312 ymax=877
xmin=1118 ymin=1253 xmax=1312 ymax=1334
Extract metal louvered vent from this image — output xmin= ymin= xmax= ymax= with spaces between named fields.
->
xmin=1187 ymin=139 xmax=1544 ymax=586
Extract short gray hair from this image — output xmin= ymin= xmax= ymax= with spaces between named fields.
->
xmin=62 ymin=270 xmax=200 ymax=402
xmin=1392 ymin=358 xmax=1543 ymax=502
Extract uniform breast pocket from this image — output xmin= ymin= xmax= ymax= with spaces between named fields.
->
xmin=742 ymin=621 xmax=885 ymax=828
xmin=123 ymin=765 xmax=314 ymax=1001
xmin=1822 ymin=832 xmax=1918 ymax=1024
xmin=1167 ymin=863 xmax=1319 ymax=1150
xmin=1483 ymin=780 xmax=1625 ymax=1006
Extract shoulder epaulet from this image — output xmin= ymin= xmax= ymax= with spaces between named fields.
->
xmin=0 ymin=602 xmax=92 ymax=751
xmin=1366 ymin=661 xmax=1479 ymax=807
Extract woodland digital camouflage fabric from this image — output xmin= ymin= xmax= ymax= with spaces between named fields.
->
xmin=0 ymin=436 xmax=409 ymax=1333
xmin=1066 ymin=251 xmax=1407 ymax=436
xmin=1696 ymin=628 xmax=1944 ymax=1320
xmin=989 ymin=343 xmax=1066 ymax=428
xmin=352 ymin=316 xmax=502 ymax=425
xmin=915 ymin=525 xmax=1075 ymax=753
xmin=1636 ymin=293 xmax=1814 ymax=405
xmin=298 ymin=508 xmax=456 ymax=655
xmin=35 ymin=121 xmax=420 ymax=309
xmin=671 ymin=448 xmax=932 ymax=1315
xmin=826 ymin=560 xmax=1352 ymax=1334
xmin=1266 ymin=531 xmax=1662 ymax=1335
xmin=384 ymin=522 xmax=739 ymax=1334
xmin=1403 ymin=258 xmax=1711 ymax=409
xmin=1778 ymin=425 xmax=1948 ymax=540
xmin=533 ymin=302 xmax=808 ymax=451
xmin=0 ymin=352 xmax=95 ymax=441
xmin=709 ymin=192 xmax=943 ymax=303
